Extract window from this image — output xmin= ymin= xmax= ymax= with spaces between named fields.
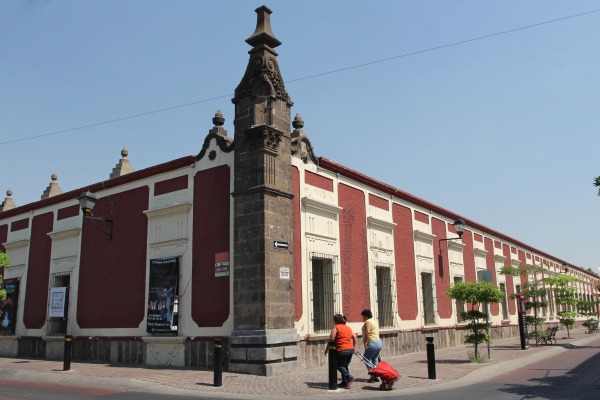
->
xmin=46 ymin=272 xmax=70 ymax=336
xmin=375 ymin=264 xmax=395 ymax=328
xmin=421 ymin=272 xmax=435 ymax=325
xmin=311 ymin=253 xmax=339 ymax=333
xmin=453 ymin=277 xmax=466 ymax=323
xmin=499 ymin=283 xmax=509 ymax=320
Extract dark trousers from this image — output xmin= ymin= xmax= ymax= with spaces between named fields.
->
xmin=336 ymin=349 xmax=354 ymax=383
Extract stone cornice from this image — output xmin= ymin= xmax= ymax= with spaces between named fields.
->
xmin=474 ymin=247 xmax=488 ymax=257
xmin=3 ymin=239 xmax=29 ymax=251
xmin=413 ymin=229 xmax=435 ymax=242
xmin=144 ymin=203 xmax=192 ymax=219
xmin=301 ymin=197 xmax=342 ymax=215
xmin=367 ymin=216 xmax=396 ymax=231
xmin=48 ymin=228 xmax=81 ymax=240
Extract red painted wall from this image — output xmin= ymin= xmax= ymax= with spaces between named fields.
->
xmin=305 ymin=171 xmax=333 ymax=192
xmin=414 ymin=211 xmax=429 ymax=224
xmin=393 ymin=203 xmax=418 ymax=320
xmin=292 ymin=166 xmax=302 ymax=322
xmin=57 ymin=205 xmax=80 ymax=220
xmin=192 ymin=165 xmax=230 ymax=327
xmin=338 ymin=184 xmax=369 ymax=322
xmin=485 ymin=238 xmax=499 ymax=316
xmin=368 ymin=194 xmax=389 ymax=210
xmin=432 ymin=218 xmax=452 ymax=319
xmin=11 ymin=218 xmax=29 ymax=232
xmin=77 ymin=187 xmax=149 ymax=328
xmin=154 ymin=175 xmax=188 ymax=196
xmin=502 ymin=244 xmax=516 ymax=315
xmin=462 ymin=230 xmax=476 ymax=283
xmin=23 ymin=213 xmax=53 ymax=329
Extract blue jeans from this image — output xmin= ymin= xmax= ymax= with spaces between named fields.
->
xmin=336 ymin=349 xmax=354 ymax=383
xmin=363 ymin=339 xmax=382 ymax=371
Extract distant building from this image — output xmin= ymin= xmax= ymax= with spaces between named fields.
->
xmin=0 ymin=6 xmax=598 ymax=376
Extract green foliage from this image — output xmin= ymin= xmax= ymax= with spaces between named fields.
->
xmin=446 ymin=281 xmax=505 ymax=358
xmin=0 ymin=252 xmax=9 ymax=268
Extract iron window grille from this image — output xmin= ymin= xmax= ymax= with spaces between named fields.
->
xmin=310 ymin=252 xmax=339 ymax=333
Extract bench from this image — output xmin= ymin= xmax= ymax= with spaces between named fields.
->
xmin=536 ymin=326 xmax=558 ymax=345
xmin=583 ymin=319 xmax=599 ymax=334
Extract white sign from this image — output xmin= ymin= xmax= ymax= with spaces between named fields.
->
xmin=215 ymin=261 xmax=230 ymax=277
xmin=274 ymin=241 xmax=289 ymax=249
xmin=279 ymin=267 xmax=290 ymax=279
xmin=49 ymin=287 xmax=67 ymax=318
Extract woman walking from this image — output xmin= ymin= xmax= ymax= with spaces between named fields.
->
xmin=325 ymin=314 xmax=357 ymax=388
xmin=361 ymin=309 xmax=382 ymax=382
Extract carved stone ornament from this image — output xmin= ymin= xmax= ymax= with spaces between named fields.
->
xmin=196 ymin=110 xmax=234 ymax=161
xmin=290 ymin=114 xmax=318 ymax=165
xmin=247 ymin=125 xmax=282 ymax=152
xmin=233 ymin=55 xmax=293 ymax=106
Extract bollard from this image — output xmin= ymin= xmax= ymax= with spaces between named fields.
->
xmin=327 ymin=340 xmax=338 ymax=390
xmin=63 ymin=335 xmax=72 ymax=371
xmin=426 ymin=336 xmax=436 ymax=380
xmin=213 ymin=338 xmax=223 ymax=387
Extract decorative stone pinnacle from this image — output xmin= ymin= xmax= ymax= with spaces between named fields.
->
xmin=292 ymin=114 xmax=304 ymax=130
xmin=245 ymin=5 xmax=281 ymax=50
xmin=51 ymin=172 xmax=58 ymax=181
xmin=213 ymin=110 xmax=225 ymax=127
xmin=121 ymin=147 xmax=128 ymax=158
xmin=6 ymin=188 xmax=12 ymax=197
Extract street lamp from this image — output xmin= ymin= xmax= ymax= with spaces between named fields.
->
xmin=440 ymin=219 xmax=466 ymax=243
xmin=77 ymin=191 xmax=113 ymax=240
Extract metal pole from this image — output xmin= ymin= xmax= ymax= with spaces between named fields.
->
xmin=63 ymin=287 xmax=71 ymax=371
xmin=426 ymin=336 xmax=436 ymax=380
xmin=63 ymin=335 xmax=72 ymax=371
xmin=327 ymin=340 xmax=338 ymax=390
xmin=214 ymin=338 xmax=223 ymax=387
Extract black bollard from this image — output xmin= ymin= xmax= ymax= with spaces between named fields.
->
xmin=426 ymin=336 xmax=436 ymax=380
xmin=214 ymin=338 xmax=223 ymax=387
xmin=63 ymin=335 xmax=72 ymax=371
xmin=327 ymin=340 xmax=338 ymax=390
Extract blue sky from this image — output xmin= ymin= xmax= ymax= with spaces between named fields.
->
xmin=1 ymin=1 xmax=599 ymax=271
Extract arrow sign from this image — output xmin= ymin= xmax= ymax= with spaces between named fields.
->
xmin=274 ymin=240 xmax=289 ymax=249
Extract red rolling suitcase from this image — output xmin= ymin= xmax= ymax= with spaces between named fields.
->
xmin=354 ymin=350 xmax=400 ymax=390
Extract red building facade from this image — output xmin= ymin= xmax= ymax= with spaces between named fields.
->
xmin=0 ymin=7 xmax=598 ymax=375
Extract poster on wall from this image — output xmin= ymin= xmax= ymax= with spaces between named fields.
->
xmin=146 ymin=257 xmax=179 ymax=334
xmin=1 ymin=279 xmax=19 ymax=335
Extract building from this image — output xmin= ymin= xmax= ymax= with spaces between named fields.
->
xmin=0 ymin=6 xmax=598 ymax=376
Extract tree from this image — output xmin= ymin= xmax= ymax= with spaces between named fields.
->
xmin=594 ymin=176 xmax=600 ymax=196
xmin=578 ymin=299 xmax=599 ymax=333
xmin=0 ymin=251 xmax=10 ymax=320
xmin=544 ymin=274 xmax=579 ymax=338
xmin=501 ymin=264 xmax=548 ymax=345
xmin=446 ymin=281 xmax=505 ymax=360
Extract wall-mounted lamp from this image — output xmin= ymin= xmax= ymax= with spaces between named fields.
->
xmin=77 ymin=191 xmax=113 ymax=240
xmin=440 ymin=219 xmax=466 ymax=243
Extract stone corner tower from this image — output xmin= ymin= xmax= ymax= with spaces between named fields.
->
xmin=229 ymin=6 xmax=299 ymax=376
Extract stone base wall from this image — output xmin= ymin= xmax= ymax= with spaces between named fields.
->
xmin=297 ymin=324 xmax=521 ymax=369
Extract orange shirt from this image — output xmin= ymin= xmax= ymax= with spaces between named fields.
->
xmin=335 ymin=324 xmax=354 ymax=351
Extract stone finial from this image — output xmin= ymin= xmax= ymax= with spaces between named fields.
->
xmin=292 ymin=114 xmax=304 ymax=130
xmin=291 ymin=113 xmax=318 ymax=165
xmin=41 ymin=172 xmax=63 ymax=200
xmin=1 ymin=188 xmax=16 ymax=212
xmin=213 ymin=110 xmax=225 ymax=127
xmin=246 ymin=5 xmax=281 ymax=50
xmin=109 ymin=147 xmax=135 ymax=179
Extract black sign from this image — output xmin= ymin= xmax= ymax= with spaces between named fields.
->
xmin=274 ymin=241 xmax=289 ymax=249
xmin=147 ymin=257 xmax=179 ymax=334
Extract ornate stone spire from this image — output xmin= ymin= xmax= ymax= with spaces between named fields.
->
xmin=232 ymin=5 xmax=292 ymax=112
xmin=41 ymin=172 xmax=63 ymax=199
xmin=109 ymin=147 xmax=135 ymax=179
xmin=0 ymin=189 xmax=16 ymax=212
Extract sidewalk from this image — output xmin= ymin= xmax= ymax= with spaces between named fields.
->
xmin=1 ymin=328 xmax=598 ymax=399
